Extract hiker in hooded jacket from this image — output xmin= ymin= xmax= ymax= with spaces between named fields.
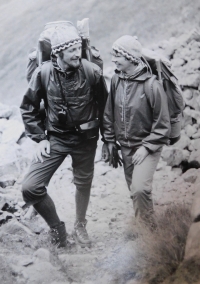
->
xmin=20 ymin=24 xmax=108 ymax=248
xmin=102 ymin=35 xmax=170 ymax=225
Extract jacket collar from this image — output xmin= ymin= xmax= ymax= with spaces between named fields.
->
xmin=115 ymin=57 xmax=152 ymax=82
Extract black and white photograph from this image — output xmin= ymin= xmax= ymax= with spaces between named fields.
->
xmin=0 ymin=1 xmax=200 ymax=283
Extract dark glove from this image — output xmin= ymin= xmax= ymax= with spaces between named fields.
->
xmin=109 ymin=144 xmax=124 ymax=168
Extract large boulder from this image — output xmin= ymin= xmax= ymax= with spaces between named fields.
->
xmin=161 ymin=147 xmax=183 ymax=166
xmin=0 ymin=144 xmax=20 ymax=178
xmin=1 ymin=119 xmax=24 ymax=144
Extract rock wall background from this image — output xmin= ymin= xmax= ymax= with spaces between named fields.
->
xmin=1 ymin=1 xmax=200 ymax=283
xmin=0 ymin=0 xmax=200 ymax=106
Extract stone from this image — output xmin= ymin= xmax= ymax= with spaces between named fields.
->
xmin=0 ymin=118 xmax=8 ymax=132
xmin=172 ymin=58 xmax=185 ymax=67
xmin=193 ymin=169 xmax=200 ymax=184
xmin=184 ymin=73 xmax=200 ymax=88
xmin=182 ymin=168 xmax=198 ymax=183
xmin=33 ymin=248 xmax=51 ymax=262
xmin=1 ymin=119 xmax=24 ymax=144
xmin=173 ymin=132 xmax=190 ymax=150
xmin=0 ymin=144 xmax=20 ymax=177
xmin=0 ymin=219 xmax=33 ymax=237
xmin=0 ymin=174 xmax=16 ymax=188
xmin=182 ymin=110 xmax=192 ymax=127
xmin=9 ymin=105 xmax=23 ymax=123
xmin=0 ymin=211 xmax=14 ymax=225
xmin=21 ymin=261 xmax=62 ymax=283
xmin=184 ymin=107 xmax=200 ymax=124
xmin=192 ymin=138 xmax=200 ymax=151
xmin=182 ymin=149 xmax=190 ymax=160
xmin=156 ymin=160 xmax=167 ymax=171
xmin=161 ymin=147 xmax=183 ymax=166
xmin=0 ymin=103 xmax=12 ymax=118
xmin=192 ymin=129 xmax=200 ymax=139
xmin=185 ymin=124 xmax=197 ymax=137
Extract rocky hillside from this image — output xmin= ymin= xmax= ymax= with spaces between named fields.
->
xmin=0 ymin=28 xmax=200 ymax=283
xmin=0 ymin=0 xmax=200 ymax=105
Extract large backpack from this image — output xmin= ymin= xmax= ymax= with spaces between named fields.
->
xmin=143 ymin=54 xmax=184 ymax=145
xmin=26 ymin=20 xmax=103 ymax=83
xmin=26 ymin=20 xmax=103 ymax=121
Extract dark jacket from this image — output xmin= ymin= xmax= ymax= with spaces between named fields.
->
xmin=20 ymin=59 xmax=108 ymax=143
xmin=103 ymin=69 xmax=170 ymax=152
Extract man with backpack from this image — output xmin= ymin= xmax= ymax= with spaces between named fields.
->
xmin=103 ymin=35 xmax=171 ymax=226
xmin=20 ymin=24 xmax=108 ymax=248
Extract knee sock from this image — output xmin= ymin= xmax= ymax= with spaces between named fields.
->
xmin=33 ymin=194 xmax=61 ymax=228
xmin=75 ymin=185 xmax=91 ymax=223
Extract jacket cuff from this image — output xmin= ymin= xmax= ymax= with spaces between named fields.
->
xmin=27 ymin=133 xmax=47 ymax=143
xmin=142 ymin=141 xmax=163 ymax=153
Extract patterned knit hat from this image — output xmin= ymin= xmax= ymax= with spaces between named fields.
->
xmin=51 ymin=23 xmax=82 ymax=54
xmin=112 ymin=35 xmax=142 ymax=63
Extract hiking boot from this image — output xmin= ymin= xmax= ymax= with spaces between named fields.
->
xmin=49 ymin=221 xmax=67 ymax=248
xmin=73 ymin=219 xmax=91 ymax=248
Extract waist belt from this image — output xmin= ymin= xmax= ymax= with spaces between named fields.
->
xmin=76 ymin=119 xmax=100 ymax=133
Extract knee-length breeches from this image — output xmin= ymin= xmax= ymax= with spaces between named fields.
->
xmin=22 ymin=135 xmax=97 ymax=207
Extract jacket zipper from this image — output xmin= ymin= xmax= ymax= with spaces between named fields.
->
xmin=123 ymin=79 xmax=128 ymax=139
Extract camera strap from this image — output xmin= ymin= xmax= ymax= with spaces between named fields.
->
xmin=55 ymin=70 xmax=74 ymax=122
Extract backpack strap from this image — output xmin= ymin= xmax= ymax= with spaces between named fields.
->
xmin=81 ymin=58 xmax=96 ymax=86
xmin=40 ymin=61 xmax=52 ymax=106
xmin=144 ymin=75 xmax=157 ymax=103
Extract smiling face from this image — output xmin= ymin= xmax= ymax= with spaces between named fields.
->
xmin=57 ymin=42 xmax=82 ymax=71
xmin=111 ymin=50 xmax=134 ymax=73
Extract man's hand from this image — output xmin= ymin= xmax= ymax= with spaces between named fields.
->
xmin=132 ymin=146 xmax=149 ymax=165
xmin=101 ymin=142 xmax=115 ymax=163
xmin=34 ymin=140 xmax=50 ymax=163
xmin=101 ymin=143 xmax=109 ymax=162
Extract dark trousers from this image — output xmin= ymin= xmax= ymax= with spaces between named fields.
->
xmin=22 ymin=135 xmax=97 ymax=207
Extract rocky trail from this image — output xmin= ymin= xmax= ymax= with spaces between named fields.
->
xmin=0 ymin=17 xmax=200 ymax=283
xmin=0 ymin=137 xmax=198 ymax=284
